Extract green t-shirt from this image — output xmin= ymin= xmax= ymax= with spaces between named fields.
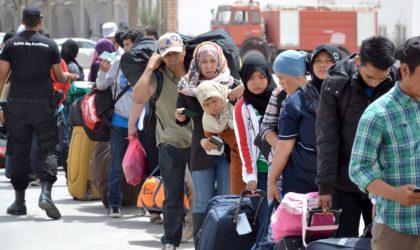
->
xmin=255 ymin=110 xmax=268 ymax=172
xmin=151 ymin=67 xmax=192 ymax=148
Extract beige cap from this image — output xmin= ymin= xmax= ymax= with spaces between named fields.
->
xmin=158 ymin=33 xmax=184 ymax=57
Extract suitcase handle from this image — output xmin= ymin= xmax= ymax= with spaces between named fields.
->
xmin=232 ymin=189 xmax=266 ymax=226
xmin=307 ymin=207 xmax=342 ymax=226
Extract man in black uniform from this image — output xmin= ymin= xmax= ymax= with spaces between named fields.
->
xmin=0 ymin=5 xmax=77 ymax=219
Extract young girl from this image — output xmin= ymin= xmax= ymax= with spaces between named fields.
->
xmin=88 ymin=38 xmax=115 ymax=82
xmin=233 ymin=53 xmax=276 ymax=193
xmin=196 ymin=81 xmax=245 ymax=195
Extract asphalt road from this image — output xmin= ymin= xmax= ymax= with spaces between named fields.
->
xmin=0 ymin=169 xmax=194 ymax=250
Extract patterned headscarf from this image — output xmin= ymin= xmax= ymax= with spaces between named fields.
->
xmin=178 ymin=41 xmax=235 ymax=96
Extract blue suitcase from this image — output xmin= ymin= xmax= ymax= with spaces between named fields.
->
xmin=198 ymin=190 xmax=265 ymax=250
xmin=306 ymin=238 xmax=371 ymax=250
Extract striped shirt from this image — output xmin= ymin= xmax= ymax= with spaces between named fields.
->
xmin=349 ymin=83 xmax=420 ymax=235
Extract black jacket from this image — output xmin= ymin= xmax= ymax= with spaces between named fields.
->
xmin=315 ymin=54 xmax=398 ymax=194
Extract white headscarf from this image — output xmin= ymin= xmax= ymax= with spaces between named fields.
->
xmin=196 ymin=80 xmax=234 ymax=133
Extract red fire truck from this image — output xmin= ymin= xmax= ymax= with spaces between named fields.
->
xmin=211 ymin=1 xmax=377 ymax=64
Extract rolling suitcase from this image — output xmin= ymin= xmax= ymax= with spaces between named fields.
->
xmin=198 ymin=190 xmax=265 ymax=250
xmin=67 ymin=126 xmax=101 ymax=200
xmin=306 ymin=238 xmax=372 ymax=250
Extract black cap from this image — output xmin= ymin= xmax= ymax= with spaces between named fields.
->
xmin=22 ymin=5 xmax=42 ymax=21
xmin=395 ymin=36 xmax=420 ymax=63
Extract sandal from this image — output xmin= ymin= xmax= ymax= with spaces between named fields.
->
xmin=150 ymin=213 xmax=164 ymax=224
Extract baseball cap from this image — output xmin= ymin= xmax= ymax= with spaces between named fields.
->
xmin=22 ymin=5 xmax=43 ymax=21
xmin=102 ymin=22 xmax=117 ymax=38
xmin=158 ymin=33 xmax=184 ymax=57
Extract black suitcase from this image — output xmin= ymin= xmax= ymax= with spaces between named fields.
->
xmin=198 ymin=190 xmax=265 ymax=250
xmin=275 ymin=236 xmax=304 ymax=250
xmin=306 ymin=238 xmax=371 ymax=250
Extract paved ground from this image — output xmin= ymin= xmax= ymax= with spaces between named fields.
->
xmin=0 ymin=168 xmax=194 ymax=250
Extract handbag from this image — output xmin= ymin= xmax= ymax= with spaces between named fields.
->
xmin=271 ymin=192 xmax=341 ymax=247
xmin=254 ymin=131 xmax=272 ymax=160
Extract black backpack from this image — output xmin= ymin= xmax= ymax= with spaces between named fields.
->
xmin=142 ymin=71 xmax=163 ymax=136
xmin=79 ymin=83 xmax=130 ymax=142
xmin=184 ymin=29 xmax=241 ymax=80
xmin=120 ymin=37 xmax=158 ymax=85
xmin=120 ymin=37 xmax=164 ymax=136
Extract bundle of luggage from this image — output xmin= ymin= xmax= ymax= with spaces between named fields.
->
xmin=194 ymin=190 xmax=371 ymax=250
xmin=70 ymin=28 xmax=241 ymax=142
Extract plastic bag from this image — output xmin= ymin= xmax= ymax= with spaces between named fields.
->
xmin=122 ymin=135 xmax=146 ymax=186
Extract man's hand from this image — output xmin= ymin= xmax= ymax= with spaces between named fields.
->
xmin=147 ymin=53 xmax=162 ymax=71
xmin=394 ymin=185 xmax=420 ymax=206
xmin=128 ymin=123 xmax=137 ymax=137
xmin=268 ymin=180 xmax=280 ymax=202
xmin=318 ymin=194 xmax=332 ymax=212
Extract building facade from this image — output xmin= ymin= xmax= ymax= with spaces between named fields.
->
xmin=0 ymin=0 xmax=178 ymax=39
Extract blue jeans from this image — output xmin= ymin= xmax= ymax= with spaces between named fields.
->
xmin=191 ymin=155 xmax=230 ymax=213
xmin=158 ymin=143 xmax=190 ymax=247
xmin=107 ymin=126 xmax=128 ymax=208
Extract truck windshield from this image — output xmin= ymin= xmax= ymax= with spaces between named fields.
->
xmin=215 ymin=9 xmax=231 ymax=25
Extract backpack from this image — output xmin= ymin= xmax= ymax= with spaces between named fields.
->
xmin=142 ymin=71 xmax=163 ymax=136
xmin=120 ymin=37 xmax=158 ymax=85
xmin=80 ymin=81 xmax=130 ymax=142
xmin=119 ymin=37 xmax=164 ymax=136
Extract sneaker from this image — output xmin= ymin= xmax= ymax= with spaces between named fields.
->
xmin=108 ymin=207 xmax=122 ymax=218
xmin=30 ymin=178 xmax=41 ymax=187
xmin=162 ymin=244 xmax=176 ymax=250
xmin=181 ymin=225 xmax=193 ymax=243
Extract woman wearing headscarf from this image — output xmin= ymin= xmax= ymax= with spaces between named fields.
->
xmin=233 ymin=52 xmax=276 ymax=194
xmin=268 ymin=46 xmax=342 ymax=202
xmin=177 ymin=41 xmax=243 ymax=99
xmin=175 ymin=41 xmax=242 ymax=247
xmin=61 ymin=39 xmax=84 ymax=81
xmin=88 ymin=38 xmax=115 ymax=82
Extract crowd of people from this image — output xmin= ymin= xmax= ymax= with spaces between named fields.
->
xmin=1 ymin=5 xmax=420 ymax=250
